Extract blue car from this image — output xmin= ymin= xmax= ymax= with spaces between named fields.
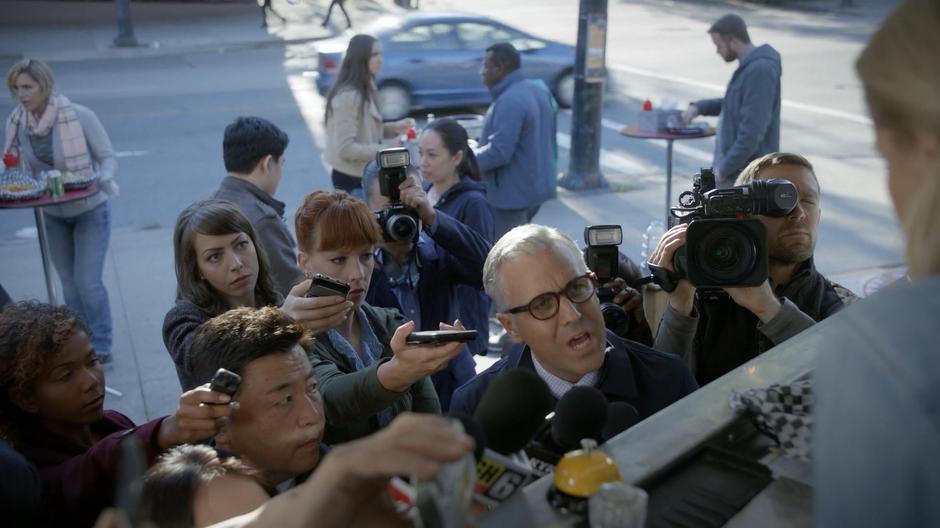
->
xmin=313 ymin=12 xmax=576 ymax=120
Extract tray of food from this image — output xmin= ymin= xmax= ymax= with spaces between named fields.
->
xmin=0 ymin=169 xmax=46 ymax=202
xmin=61 ymin=168 xmax=98 ymax=191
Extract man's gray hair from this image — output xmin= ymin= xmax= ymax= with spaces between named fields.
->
xmin=483 ymin=224 xmax=586 ymax=310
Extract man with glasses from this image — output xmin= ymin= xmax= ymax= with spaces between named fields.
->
xmin=450 ymin=224 xmax=696 ymax=419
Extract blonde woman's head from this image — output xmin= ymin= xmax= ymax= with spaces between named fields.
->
xmin=857 ymin=0 xmax=940 ymax=278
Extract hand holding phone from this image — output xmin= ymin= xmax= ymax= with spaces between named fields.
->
xmin=305 ymin=274 xmax=351 ymax=299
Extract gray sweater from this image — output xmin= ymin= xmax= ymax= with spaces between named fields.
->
xmin=211 ymin=176 xmax=303 ymax=298
xmin=695 ymin=44 xmax=781 ymax=182
xmin=8 ymin=103 xmax=118 ymax=217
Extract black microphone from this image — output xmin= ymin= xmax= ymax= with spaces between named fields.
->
xmin=602 ymin=402 xmax=641 ymax=442
xmin=471 ymin=368 xmax=554 ymax=506
xmin=551 ymin=386 xmax=609 ymax=451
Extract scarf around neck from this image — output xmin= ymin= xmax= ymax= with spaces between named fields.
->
xmin=4 ymin=93 xmax=92 ymax=175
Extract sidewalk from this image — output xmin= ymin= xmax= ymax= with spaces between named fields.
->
xmin=0 ymin=0 xmax=399 ymax=63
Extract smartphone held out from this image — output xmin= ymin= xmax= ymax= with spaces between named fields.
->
xmin=406 ymin=330 xmax=478 ymax=346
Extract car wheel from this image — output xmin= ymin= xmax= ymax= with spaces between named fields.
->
xmin=378 ymin=83 xmax=412 ymax=121
xmin=554 ymin=71 xmax=575 ymax=108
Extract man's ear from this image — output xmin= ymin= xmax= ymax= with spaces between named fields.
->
xmin=255 ymin=154 xmax=273 ymax=176
xmin=496 ymin=313 xmax=524 ymax=343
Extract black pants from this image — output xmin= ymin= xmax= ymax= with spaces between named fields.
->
xmin=331 ymin=169 xmax=363 ymax=198
xmin=323 ymin=0 xmax=351 ymax=28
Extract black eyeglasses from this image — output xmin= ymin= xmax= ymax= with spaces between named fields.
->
xmin=502 ymin=273 xmax=597 ymax=321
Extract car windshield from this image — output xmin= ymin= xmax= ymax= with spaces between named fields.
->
xmin=360 ymin=15 xmax=403 ymax=37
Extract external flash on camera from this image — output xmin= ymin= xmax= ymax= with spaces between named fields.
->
xmin=585 ymin=225 xmax=622 ymax=247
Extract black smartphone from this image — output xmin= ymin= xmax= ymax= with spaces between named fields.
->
xmin=406 ymin=330 xmax=478 ymax=345
xmin=209 ymin=368 xmax=242 ymax=398
xmin=305 ymin=274 xmax=351 ymax=299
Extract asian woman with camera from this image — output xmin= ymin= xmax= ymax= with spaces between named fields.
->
xmin=293 ymin=190 xmax=466 ymax=444
xmin=162 ymin=199 xmax=350 ymax=391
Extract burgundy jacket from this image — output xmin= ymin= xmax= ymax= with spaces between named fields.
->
xmin=18 ymin=410 xmax=165 ymax=528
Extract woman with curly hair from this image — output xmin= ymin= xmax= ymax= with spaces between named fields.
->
xmin=0 ymin=301 xmax=236 ymax=527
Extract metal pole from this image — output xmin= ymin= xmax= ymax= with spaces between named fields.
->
xmin=113 ymin=0 xmax=139 ymax=48
xmin=560 ymin=0 xmax=609 ymax=190
xmin=34 ymin=208 xmax=59 ymax=305
xmin=665 ymin=139 xmax=674 ymax=227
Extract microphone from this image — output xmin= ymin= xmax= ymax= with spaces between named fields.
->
xmin=602 ymin=402 xmax=641 ymax=442
xmin=526 ymin=386 xmax=609 ymax=473
xmin=471 ymin=368 xmax=554 ymax=507
xmin=551 ymin=386 xmax=609 ymax=450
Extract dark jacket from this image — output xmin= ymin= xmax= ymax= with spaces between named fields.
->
xmin=695 ymin=44 xmax=782 ymax=182
xmin=17 ymin=410 xmax=164 ymax=528
xmin=450 ymin=330 xmax=698 ymax=419
xmin=212 ymin=176 xmax=304 ymax=297
xmin=367 ymin=209 xmax=491 ymax=411
xmin=476 ymin=69 xmax=557 ymax=210
xmin=1 ymin=440 xmax=42 ymax=526
xmin=654 ymin=258 xmax=858 ymax=385
xmin=309 ymin=303 xmax=441 ymax=445
xmin=162 ymin=298 xmax=213 ymax=391
xmin=427 ymin=177 xmax=495 ymax=356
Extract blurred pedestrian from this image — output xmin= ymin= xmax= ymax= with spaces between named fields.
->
xmin=321 ymin=0 xmax=352 ymax=29
xmin=323 ymin=34 xmax=414 ymax=197
xmin=3 ymin=59 xmax=118 ymax=365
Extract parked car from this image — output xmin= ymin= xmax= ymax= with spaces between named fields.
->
xmin=313 ymin=12 xmax=576 ymax=120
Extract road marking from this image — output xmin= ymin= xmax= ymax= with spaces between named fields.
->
xmin=115 ymin=150 xmax=148 ymax=158
xmin=556 ymin=132 xmax=649 ymax=174
xmin=608 ymin=64 xmax=873 ymax=125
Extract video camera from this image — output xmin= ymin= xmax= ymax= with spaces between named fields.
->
xmin=649 ymin=168 xmax=798 ymax=292
xmin=584 ymin=225 xmax=630 ymax=337
xmin=375 ymin=147 xmax=420 ymax=243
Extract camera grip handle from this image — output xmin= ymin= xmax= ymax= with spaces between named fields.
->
xmin=648 ymin=263 xmax=682 ymax=294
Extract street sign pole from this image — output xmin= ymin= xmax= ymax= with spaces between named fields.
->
xmin=560 ymin=0 xmax=609 ymax=190
xmin=113 ymin=0 xmax=139 ymax=48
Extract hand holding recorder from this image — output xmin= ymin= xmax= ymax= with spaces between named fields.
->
xmin=378 ymin=320 xmax=469 ymax=393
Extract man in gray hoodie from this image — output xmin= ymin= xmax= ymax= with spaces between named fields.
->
xmin=683 ymin=14 xmax=782 ymax=185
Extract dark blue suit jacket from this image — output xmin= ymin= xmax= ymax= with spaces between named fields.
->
xmin=367 ymin=210 xmax=491 ymax=411
xmin=450 ymin=330 xmax=698 ymax=419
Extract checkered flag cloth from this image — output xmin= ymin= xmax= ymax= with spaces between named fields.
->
xmin=730 ymin=379 xmax=814 ymax=461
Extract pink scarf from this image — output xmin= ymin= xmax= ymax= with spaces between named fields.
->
xmin=4 ymin=94 xmax=92 ymax=174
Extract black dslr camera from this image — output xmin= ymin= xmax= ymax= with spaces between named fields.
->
xmin=584 ymin=225 xmax=630 ymax=337
xmin=375 ymin=147 xmax=420 ymax=243
xmin=649 ymin=168 xmax=798 ymax=292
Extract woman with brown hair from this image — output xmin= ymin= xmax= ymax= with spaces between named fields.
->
xmin=322 ymin=34 xmax=414 ymax=197
xmin=293 ymin=190 xmax=465 ymax=444
xmin=163 ymin=199 xmax=348 ymax=390
xmin=814 ymin=0 xmax=940 ymax=525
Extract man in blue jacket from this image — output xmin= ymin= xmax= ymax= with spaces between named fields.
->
xmin=682 ymin=14 xmax=782 ymax=185
xmin=450 ymin=224 xmax=696 ymax=419
xmin=475 ymin=42 xmax=557 ymax=241
xmin=362 ymin=161 xmax=491 ymax=411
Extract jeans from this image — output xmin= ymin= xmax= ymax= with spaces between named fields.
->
xmin=44 ymin=201 xmax=113 ymax=356
xmin=492 ymin=205 xmax=541 ymax=242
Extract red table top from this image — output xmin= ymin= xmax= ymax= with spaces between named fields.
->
xmin=620 ymin=125 xmax=716 ymax=140
xmin=0 ymin=180 xmax=100 ymax=210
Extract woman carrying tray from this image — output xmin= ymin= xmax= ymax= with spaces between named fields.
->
xmin=3 ymin=58 xmax=118 ymax=365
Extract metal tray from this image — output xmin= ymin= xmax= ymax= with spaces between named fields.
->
xmin=0 ymin=170 xmax=47 ymax=202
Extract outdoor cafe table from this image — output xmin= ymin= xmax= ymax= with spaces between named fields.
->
xmin=0 ymin=181 xmax=101 ymax=304
xmin=620 ymin=125 xmax=716 ymax=226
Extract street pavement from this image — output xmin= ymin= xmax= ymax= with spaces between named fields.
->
xmin=0 ymin=0 xmax=904 ymax=424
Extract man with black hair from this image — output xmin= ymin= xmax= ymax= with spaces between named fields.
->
xmin=475 ymin=42 xmax=557 ymax=240
xmin=682 ymin=14 xmax=782 ymax=185
xmin=189 ymin=306 xmax=325 ymax=493
xmin=212 ymin=116 xmax=303 ymax=297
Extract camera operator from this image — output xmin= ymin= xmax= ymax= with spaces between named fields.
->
xmin=650 ymin=153 xmax=858 ymax=385
xmin=361 ymin=159 xmax=492 ymax=411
